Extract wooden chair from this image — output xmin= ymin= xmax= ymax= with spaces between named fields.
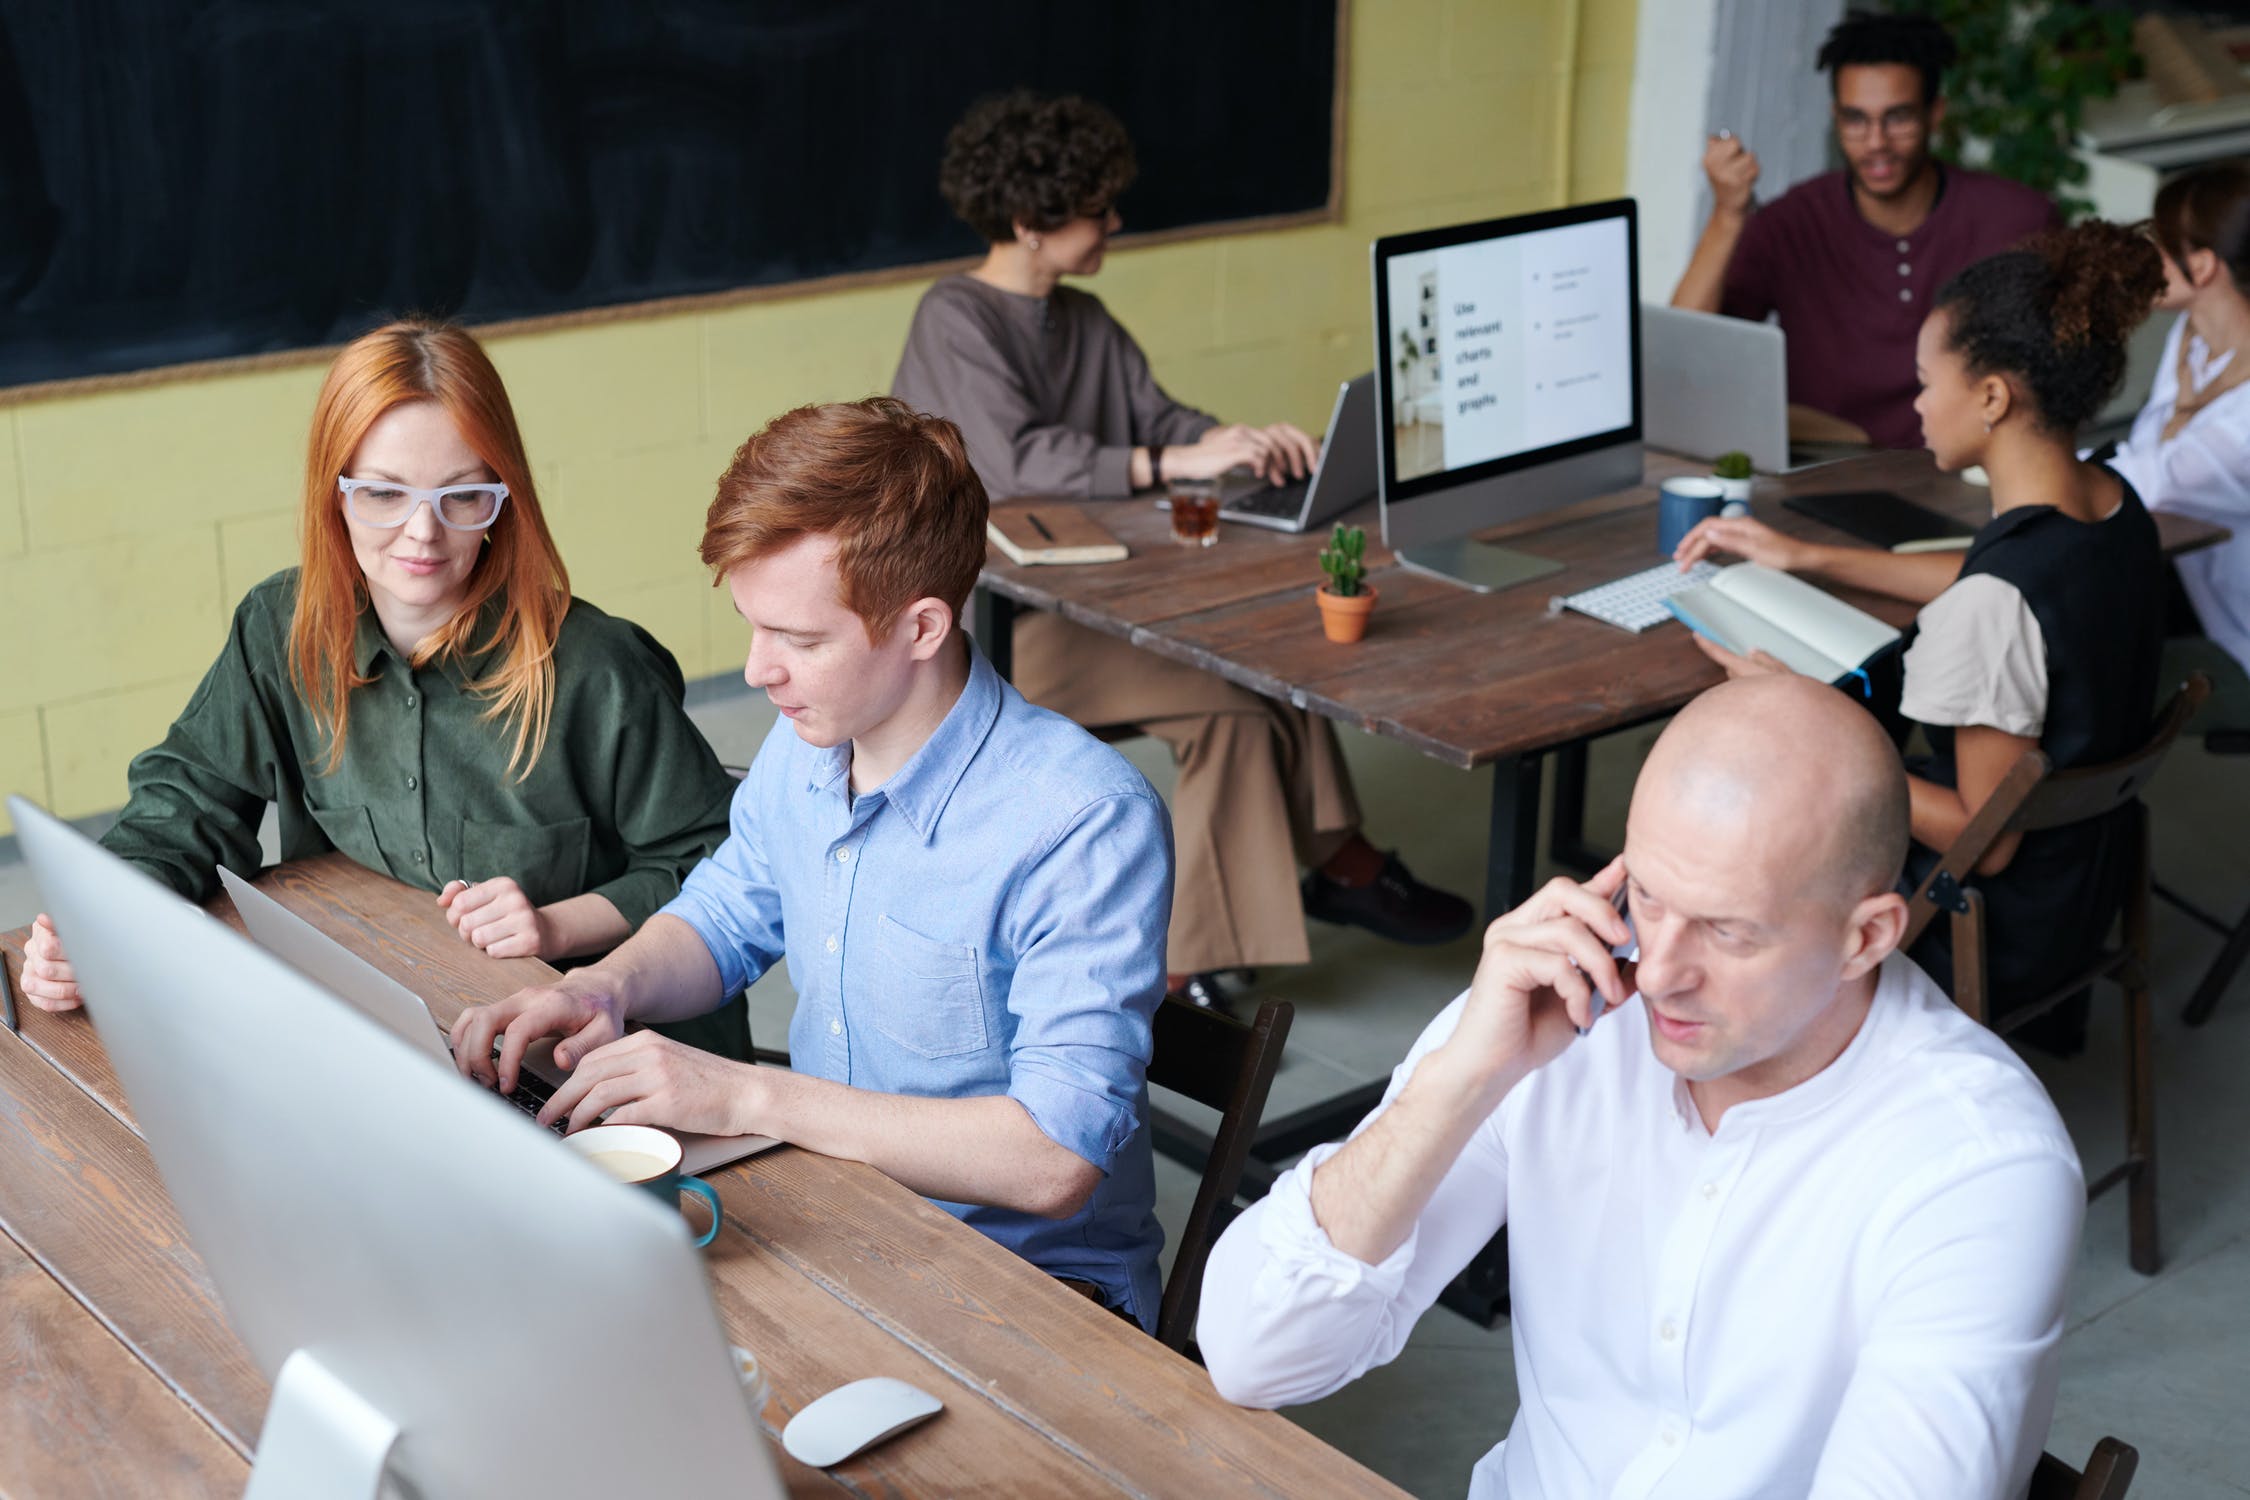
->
xmin=1146 ymin=993 xmax=1294 ymax=1353
xmin=2029 ymin=1436 xmax=2139 ymax=1500
xmin=2155 ymin=725 xmax=2250 ymax=1027
xmin=1902 ymin=675 xmax=2209 ymax=1276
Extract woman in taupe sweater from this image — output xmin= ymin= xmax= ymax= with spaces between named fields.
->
xmin=892 ymin=91 xmax=1469 ymax=1006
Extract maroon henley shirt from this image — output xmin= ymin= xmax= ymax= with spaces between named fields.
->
xmin=1719 ymin=165 xmax=2060 ymax=450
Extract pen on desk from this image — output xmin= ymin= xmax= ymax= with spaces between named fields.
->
xmin=2 ymin=944 xmax=17 ymax=1033
xmin=1027 ymin=512 xmax=1056 ymax=544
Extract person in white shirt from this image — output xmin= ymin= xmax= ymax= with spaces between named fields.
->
xmin=1197 ymin=674 xmax=2084 ymax=1500
xmin=2107 ymin=162 xmax=2250 ymax=724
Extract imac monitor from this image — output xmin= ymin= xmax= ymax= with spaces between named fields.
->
xmin=12 ymin=798 xmax=786 ymax=1500
xmin=1372 ymin=199 xmax=1644 ymax=592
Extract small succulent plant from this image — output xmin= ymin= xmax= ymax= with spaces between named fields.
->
xmin=1714 ymin=450 xmax=1753 ymax=481
xmin=1319 ymin=523 xmax=1367 ymax=598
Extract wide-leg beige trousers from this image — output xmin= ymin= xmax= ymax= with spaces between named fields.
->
xmin=1012 ymin=611 xmax=1362 ymax=972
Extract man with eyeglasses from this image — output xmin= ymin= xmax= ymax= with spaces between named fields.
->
xmin=1669 ymin=10 xmax=2059 ymax=450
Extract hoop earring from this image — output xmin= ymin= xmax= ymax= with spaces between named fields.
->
xmin=1983 ymin=420 xmax=1993 ymax=433
xmin=1026 ymin=234 xmax=1041 ymax=250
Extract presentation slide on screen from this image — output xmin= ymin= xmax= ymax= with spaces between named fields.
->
xmin=1383 ymin=217 xmax=1631 ymax=483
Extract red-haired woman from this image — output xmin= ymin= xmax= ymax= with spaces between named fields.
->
xmin=19 ymin=320 xmax=738 ymax=1012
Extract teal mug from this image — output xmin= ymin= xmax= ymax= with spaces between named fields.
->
xmin=563 ymin=1123 xmax=722 ymax=1247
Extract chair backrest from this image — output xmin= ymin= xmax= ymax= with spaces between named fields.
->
xmin=1903 ymin=675 xmax=2209 ymax=952
xmin=1145 ymin=994 xmax=1293 ymax=1352
xmin=2009 ymin=673 xmax=2209 ymax=836
xmin=2029 ymin=1436 xmax=2138 ymax=1500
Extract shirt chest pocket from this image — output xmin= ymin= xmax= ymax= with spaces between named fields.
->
xmin=867 ymin=914 xmax=990 ymax=1060
xmin=306 ymin=803 xmax=384 ymax=870
xmin=455 ymin=816 xmax=592 ymax=907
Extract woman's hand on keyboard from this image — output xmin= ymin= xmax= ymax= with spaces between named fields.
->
xmin=1673 ymin=515 xmax=1814 ymax=574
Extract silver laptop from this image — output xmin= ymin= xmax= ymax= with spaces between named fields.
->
xmin=17 ymin=800 xmax=784 ymax=1500
xmin=1218 ymin=372 xmax=1378 ymax=531
xmin=1641 ymin=303 xmax=1871 ymax=473
xmin=218 ymin=866 xmax=778 ymax=1175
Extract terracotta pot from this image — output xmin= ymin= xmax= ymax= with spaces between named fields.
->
xmin=1316 ymin=583 xmax=1378 ymax=644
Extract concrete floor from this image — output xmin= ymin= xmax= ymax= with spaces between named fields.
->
xmin=6 ymin=678 xmax=2248 ymax=1497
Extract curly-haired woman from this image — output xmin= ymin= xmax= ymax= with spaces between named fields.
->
xmin=1674 ymin=221 xmax=2169 ymax=1045
xmin=892 ymin=90 xmax=1471 ymax=1007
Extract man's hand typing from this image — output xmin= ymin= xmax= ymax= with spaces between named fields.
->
xmin=449 ymin=972 xmax=626 ymax=1097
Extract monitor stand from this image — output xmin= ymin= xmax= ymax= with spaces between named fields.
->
xmin=1396 ymin=539 xmax=1565 ymax=595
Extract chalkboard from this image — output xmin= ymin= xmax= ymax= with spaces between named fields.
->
xmin=0 ymin=1 xmax=1341 ymax=394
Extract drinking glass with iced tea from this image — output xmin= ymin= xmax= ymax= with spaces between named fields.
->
xmin=1168 ymin=478 xmax=1219 ymax=547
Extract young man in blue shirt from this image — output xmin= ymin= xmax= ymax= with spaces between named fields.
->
xmin=452 ymin=397 xmax=1174 ymax=1325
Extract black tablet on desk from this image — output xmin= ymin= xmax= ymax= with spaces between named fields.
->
xmin=1782 ymin=490 xmax=1979 ymax=551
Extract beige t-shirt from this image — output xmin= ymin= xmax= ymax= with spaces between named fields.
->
xmin=1898 ymin=573 xmax=2049 ymax=737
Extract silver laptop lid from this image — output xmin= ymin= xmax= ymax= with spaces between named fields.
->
xmin=16 ymin=799 xmax=782 ymax=1500
xmin=1639 ymin=303 xmax=1789 ymax=472
xmin=216 ymin=864 xmax=780 ymax=1174
xmin=218 ymin=865 xmax=452 ymax=1067
xmin=1303 ymin=372 xmax=1378 ymax=525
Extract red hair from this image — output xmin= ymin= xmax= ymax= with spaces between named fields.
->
xmin=292 ymin=319 xmax=570 ymax=776
xmin=701 ymin=398 xmax=988 ymax=639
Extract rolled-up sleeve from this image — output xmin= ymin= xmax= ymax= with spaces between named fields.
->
xmin=999 ymin=790 xmax=1173 ymax=1172
xmin=658 ymin=733 xmax=788 ymax=999
xmin=1199 ymin=996 xmax=1513 ymax=1409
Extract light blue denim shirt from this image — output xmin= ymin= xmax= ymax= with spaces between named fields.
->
xmin=661 ymin=644 xmax=1172 ymax=1325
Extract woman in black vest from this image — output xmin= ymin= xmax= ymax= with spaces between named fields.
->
xmin=1675 ymin=221 xmax=2167 ymax=1047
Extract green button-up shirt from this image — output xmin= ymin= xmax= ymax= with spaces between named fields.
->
xmin=102 ymin=570 xmax=737 ymax=933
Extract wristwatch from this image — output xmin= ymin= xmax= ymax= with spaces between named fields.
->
xmin=1149 ymin=445 xmax=1165 ymax=489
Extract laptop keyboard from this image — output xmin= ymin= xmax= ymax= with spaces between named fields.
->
xmin=1222 ymin=479 xmax=1310 ymax=520
xmin=504 ymin=1071 xmax=569 ymax=1135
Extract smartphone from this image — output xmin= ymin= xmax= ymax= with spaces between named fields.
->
xmin=1575 ymin=883 xmax=1640 ymax=1036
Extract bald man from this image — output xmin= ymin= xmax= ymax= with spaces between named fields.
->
xmin=1197 ymin=677 xmax=2083 ymax=1500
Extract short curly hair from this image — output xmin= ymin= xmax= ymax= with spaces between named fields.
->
xmin=1816 ymin=9 xmax=1957 ymax=105
xmin=1934 ymin=222 xmax=2163 ymax=434
xmin=939 ymin=90 xmax=1138 ymax=244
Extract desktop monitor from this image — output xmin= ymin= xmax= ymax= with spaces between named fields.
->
xmin=11 ymin=797 xmax=785 ymax=1500
xmin=1371 ymin=198 xmax=1644 ymax=592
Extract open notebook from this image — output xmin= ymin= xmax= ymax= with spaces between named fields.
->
xmin=1665 ymin=564 xmax=1901 ymax=686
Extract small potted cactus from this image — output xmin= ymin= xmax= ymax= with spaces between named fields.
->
xmin=1711 ymin=450 xmax=1754 ymax=511
xmin=1316 ymin=523 xmax=1378 ymax=643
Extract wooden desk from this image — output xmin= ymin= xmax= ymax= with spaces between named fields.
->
xmin=976 ymin=448 xmax=2229 ymax=916
xmin=0 ymin=855 xmax=1405 ymax=1500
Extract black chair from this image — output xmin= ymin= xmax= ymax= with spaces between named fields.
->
xmin=1902 ymin=676 xmax=2208 ymax=1276
xmin=1146 ymin=993 xmax=1294 ymax=1353
xmin=2155 ymin=726 xmax=2250 ymax=1026
xmin=2029 ymin=1436 xmax=2139 ymax=1500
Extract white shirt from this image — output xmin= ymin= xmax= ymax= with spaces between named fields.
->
xmin=2110 ymin=313 xmax=2250 ymax=675
xmin=1197 ymin=956 xmax=2083 ymax=1499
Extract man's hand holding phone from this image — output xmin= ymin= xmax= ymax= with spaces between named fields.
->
xmin=1441 ymin=858 xmax=1638 ymax=1094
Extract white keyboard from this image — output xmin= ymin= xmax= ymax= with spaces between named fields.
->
xmin=1556 ymin=560 xmax=1719 ymax=634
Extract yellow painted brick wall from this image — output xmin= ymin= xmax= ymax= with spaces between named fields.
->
xmin=0 ymin=0 xmax=1635 ymax=834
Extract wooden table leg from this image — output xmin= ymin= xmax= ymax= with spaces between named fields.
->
xmin=973 ymin=587 xmax=1017 ymax=682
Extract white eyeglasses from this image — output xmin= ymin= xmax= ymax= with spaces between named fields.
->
xmin=338 ymin=477 xmax=510 ymax=531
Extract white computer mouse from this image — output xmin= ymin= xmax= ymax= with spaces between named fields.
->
xmin=780 ymin=1376 xmax=944 ymax=1468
